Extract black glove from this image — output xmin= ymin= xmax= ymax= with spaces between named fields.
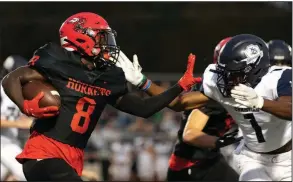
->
xmin=215 ymin=129 xmax=243 ymax=149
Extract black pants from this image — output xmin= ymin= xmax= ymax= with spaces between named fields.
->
xmin=167 ymin=155 xmax=239 ymax=181
xmin=22 ymin=158 xmax=83 ymax=181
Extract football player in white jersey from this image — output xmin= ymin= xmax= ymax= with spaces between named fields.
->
xmin=116 ymin=34 xmax=291 ymax=181
xmin=1 ymin=56 xmax=33 ymax=181
xmin=201 ymin=35 xmax=291 ymax=181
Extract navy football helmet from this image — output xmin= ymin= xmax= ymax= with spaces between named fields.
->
xmin=215 ymin=34 xmax=270 ymax=97
xmin=267 ymin=39 xmax=291 ymax=66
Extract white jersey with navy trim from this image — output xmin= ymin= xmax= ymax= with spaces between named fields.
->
xmin=202 ymin=64 xmax=291 ymax=153
xmin=0 ymin=84 xmax=21 ymax=143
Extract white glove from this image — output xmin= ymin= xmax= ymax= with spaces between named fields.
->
xmin=116 ymin=51 xmax=144 ymax=86
xmin=231 ymin=84 xmax=264 ymax=109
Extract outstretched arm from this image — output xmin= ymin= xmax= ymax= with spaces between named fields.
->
xmin=114 ymin=84 xmax=183 ymax=118
xmin=114 ymin=53 xmax=200 ymax=118
xmin=116 ymin=51 xmax=209 ymax=112
xmin=144 ymin=82 xmax=182 ymax=111
xmin=145 ymin=84 xmax=209 ymax=111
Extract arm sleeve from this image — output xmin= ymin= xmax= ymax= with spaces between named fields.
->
xmin=105 ymin=77 xmax=129 ymax=106
xmin=277 ymin=69 xmax=292 ymax=97
xmin=114 ymin=84 xmax=182 ymax=118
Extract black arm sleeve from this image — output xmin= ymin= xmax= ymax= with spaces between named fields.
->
xmin=115 ymin=84 xmax=183 ymax=118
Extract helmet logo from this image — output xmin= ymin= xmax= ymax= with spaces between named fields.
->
xmin=241 ymin=44 xmax=263 ymax=65
xmin=244 ymin=45 xmax=260 ymax=58
xmin=69 ymin=18 xmax=79 ymax=23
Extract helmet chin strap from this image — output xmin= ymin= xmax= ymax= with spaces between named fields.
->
xmin=63 ymin=38 xmax=100 ymax=69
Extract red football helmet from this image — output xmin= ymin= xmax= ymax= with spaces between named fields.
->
xmin=59 ymin=12 xmax=119 ymax=67
xmin=213 ymin=37 xmax=232 ymax=63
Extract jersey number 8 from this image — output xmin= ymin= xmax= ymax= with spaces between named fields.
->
xmin=70 ymin=97 xmax=96 ymax=134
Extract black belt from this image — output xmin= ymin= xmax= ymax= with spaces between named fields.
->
xmin=246 ymin=139 xmax=292 ymax=155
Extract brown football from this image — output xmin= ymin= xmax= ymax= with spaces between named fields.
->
xmin=22 ymin=80 xmax=61 ymax=108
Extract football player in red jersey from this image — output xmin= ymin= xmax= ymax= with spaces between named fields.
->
xmin=2 ymin=12 xmax=200 ymax=181
xmin=119 ymin=37 xmax=241 ymax=181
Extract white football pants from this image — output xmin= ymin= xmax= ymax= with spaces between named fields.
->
xmin=233 ymin=141 xmax=291 ymax=181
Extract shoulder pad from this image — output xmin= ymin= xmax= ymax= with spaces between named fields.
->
xmin=29 ymin=44 xmax=55 ymax=67
xmin=30 ymin=42 xmax=81 ymax=66
xmin=34 ymin=43 xmax=67 ymax=58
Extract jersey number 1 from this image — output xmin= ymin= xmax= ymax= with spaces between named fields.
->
xmin=243 ymin=113 xmax=265 ymax=143
xmin=70 ymin=97 xmax=96 ymax=134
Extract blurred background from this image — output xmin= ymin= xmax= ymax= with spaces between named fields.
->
xmin=0 ymin=1 xmax=292 ymax=181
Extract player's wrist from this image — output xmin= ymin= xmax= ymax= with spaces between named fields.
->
xmin=215 ymin=137 xmax=224 ymax=149
xmin=177 ymin=79 xmax=191 ymax=91
xmin=136 ymin=74 xmax=146 ymax=87
xmin=137 ymin=75 xmax=152 ymax=91
xmin=208 ymin=136 xmax=219 ymax=149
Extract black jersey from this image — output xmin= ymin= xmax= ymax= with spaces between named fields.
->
xmin=29 ymin=43 xmax=127 ymax=149
xmin=173 ymin=85 xmax=231 ymax=161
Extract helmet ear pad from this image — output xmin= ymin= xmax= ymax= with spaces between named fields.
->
xmin=60 ymin=32 xmax=96 ymax=56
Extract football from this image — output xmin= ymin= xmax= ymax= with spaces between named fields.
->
xmin=22 ymin=80 xmax=61 ymax=108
